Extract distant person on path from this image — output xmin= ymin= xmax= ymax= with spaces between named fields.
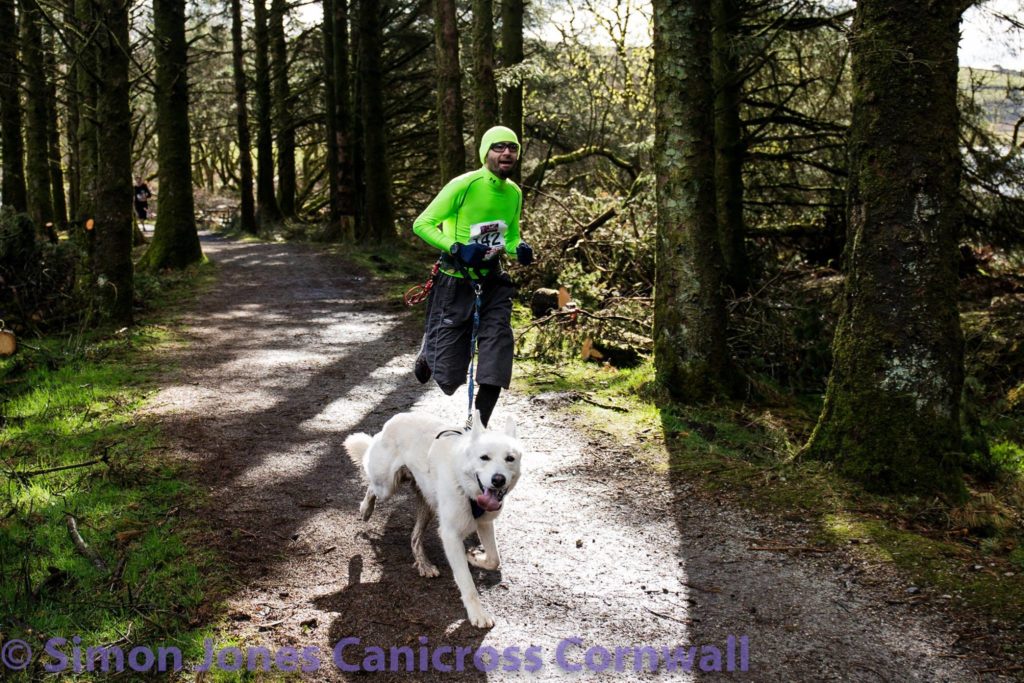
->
xmin=411 ymin=125 xmax=534 ymax=427
xmin=133 ymin=176 xmax=152 ymax=221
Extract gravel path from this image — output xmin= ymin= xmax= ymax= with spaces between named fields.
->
xmin=150 ymin=234 xmax=1001 ymax=681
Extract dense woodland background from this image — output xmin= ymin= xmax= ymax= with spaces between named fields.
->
xmin=1 ymin=0 xmax=1023 ymax=500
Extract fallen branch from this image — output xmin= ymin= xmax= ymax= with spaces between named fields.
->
xmin=559 ymin=206 xmax=618 ymax=255
xmin=978 ymin=665 xmax=1024 ymax=675
xmin=10 ymin=454 xmax=108 ymax=480
xmin=577 ymin=394 xmax=629 ymax=413
xmin=66 ymin=515 xmax=109 ymax=574
xmin=644 ymin=607 xmax=691 ymax=625
xmin=516 ymin=307 xmax=648 ymax=340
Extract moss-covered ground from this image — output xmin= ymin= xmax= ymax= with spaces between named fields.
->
xmin=0 ymin=262 xmax=249 ymax=679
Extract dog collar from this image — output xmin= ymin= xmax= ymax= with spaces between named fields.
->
xmin=469 ymin=498 xmax=486 ymax=519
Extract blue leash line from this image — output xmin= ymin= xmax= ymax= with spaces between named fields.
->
xmin=466 ymin=282 xmax=482 ymax=429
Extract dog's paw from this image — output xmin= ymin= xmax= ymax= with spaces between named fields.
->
xmin=467 ymin=549 xmax=499 ymax=571
xmin=414 ymin=559 xmax=440 ymax=578
xmin=466 ymin=605 xmax=495 ymax=629
xmin=359 ymin=493 xmax=376 ymax=521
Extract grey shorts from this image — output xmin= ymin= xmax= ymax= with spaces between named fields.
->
xmin=419 ymin=271 xmax=515 ymax=390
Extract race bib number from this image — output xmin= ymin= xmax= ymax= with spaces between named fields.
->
xmin=469 ymin=220 xmax=507 ymax=258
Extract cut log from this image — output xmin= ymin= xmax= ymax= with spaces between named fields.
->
xmin=0 ymin=330 xmax=15 ymax=356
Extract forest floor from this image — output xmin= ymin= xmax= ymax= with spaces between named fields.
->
xmin=147 ymin=232 xmax=1020 ymax=681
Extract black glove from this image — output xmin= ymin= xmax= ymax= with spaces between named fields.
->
xmin=516 ymin=241 xmax=534 ymax=266
xmin=452 ymin=242 xmax=489 ymax=268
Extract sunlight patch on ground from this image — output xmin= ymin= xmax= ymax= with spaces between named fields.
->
xmin=299 ymin=359 xmax=419 ymax=430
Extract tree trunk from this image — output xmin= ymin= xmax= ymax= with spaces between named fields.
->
xmin=499 ymin=0 xmax=523 ymax=183
xmin=803 ymin=0 xmax=967 ymax=499
xmin=357 ymin=0 xmax=394 ymax=241
xmin=0 ymin=0 xmax=27 ymax=212
xmin=64 ymin=0 xmax=81 ymax=222
xmin=331 ymin=0 xmax=355 ymax=238
xmin=652 ymin=0 xmax=738 ymax=401
xmin=471 ymin=0 xmax=499 ymax=152
xmin=434 ymin=0 xmax=465 ymax=180
xmin=230 ymin=0 xmax=256 ymax=234
xmin=323 ymin=0 xmax=356 ymax=241
xmin=75 ymin=0 xmax=98 ymax=224
xmin=350 ymin=1 xmax=365 ymax=237
xmin=711 ymin=0 xmax=748 ymax=293
xmin=44 ymin=28 xmax=68 ymax=230
xmin=93 ymin=0 xmax=133 ymax=323
xmin=323 ymin=0 xmax=339 ymax=229
xmin=270 ymin=0 xmax=295 ymax=217
xmin=141 ymin=0 xmax=203 ymax=270
xmin=253 ymin=0 xmax=281 ymax=228
xmin=20 ymin=0 xmax=54 ymax=232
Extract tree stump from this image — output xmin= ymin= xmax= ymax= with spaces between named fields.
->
xmin=530 ymin=288 xmax=560 ymax=318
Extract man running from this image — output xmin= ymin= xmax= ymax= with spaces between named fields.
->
xmin=412 ymin=125 xmax=534 ymax=427
xmin=133 ymin=176 xmax=152 ymax=221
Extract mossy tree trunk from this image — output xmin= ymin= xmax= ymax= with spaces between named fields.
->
xmin=19 ymin=0 xmax=54 ymax=232
xmin=253 ymin=0 xmax=281 ymax=228
xmin=711 ymin=0 xmax=748 ymax=294
xmin=471 ymin=0 xmax=499 ymax=152
xmin=141 ymin=0 xmax=202 ymax=270
xmin=652 ymin=0 xmax=739 ymax=402
xmin=92 ymin=0 xmax=133 ymax=323
xmin=231 ymin=0 xmax=256 ymax=234
xmin=269 ymin=0 xmax=295 ymax=218
xmin=44 ymin=29 xmax=68 ymax=229
xmin=434 ymin=0 xmax=465 ymax=180
xmin=499 ymin=0 xmax=523 ymax=184
xmin=0 ymin=0 xmax=28 ymax=212
xmin=357 ymin=0 xmax=394 ymax=241
xmin=803 ymin=0 xmax=967 ymax=499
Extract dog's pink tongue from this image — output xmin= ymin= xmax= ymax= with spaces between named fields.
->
xmin=476 ymin=490 xmax=502 ymax=511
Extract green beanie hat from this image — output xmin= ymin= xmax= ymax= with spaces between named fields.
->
xmin=479 ymin=126 xmax=519 ymax=165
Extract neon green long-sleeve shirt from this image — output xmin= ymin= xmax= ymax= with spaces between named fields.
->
xmin=412 ymin=166 xmax=523 ymax=275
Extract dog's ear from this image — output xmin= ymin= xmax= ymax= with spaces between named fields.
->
xmin=470 ymin=410 xmax=484 ymax=440
xmin=503 ymin=416 xmax=516 ymax=438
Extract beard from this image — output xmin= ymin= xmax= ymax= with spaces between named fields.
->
xmin=487 ymin=155 xmax=517 ymax=179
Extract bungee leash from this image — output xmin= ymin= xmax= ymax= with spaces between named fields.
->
xmin=465 ymin=281 xmax=483 ymax=429
xmin=449 ymin=258 xmax=484 ymax=429
xmin=403 ymin=262 xmax=440 ymax=306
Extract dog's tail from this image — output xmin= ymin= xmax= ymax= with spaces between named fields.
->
xmin=344 ymin=433 xmax=372 ymax=474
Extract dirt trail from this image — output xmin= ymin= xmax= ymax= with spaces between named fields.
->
xmin=151 ymin=234 xmax=999 ymax=681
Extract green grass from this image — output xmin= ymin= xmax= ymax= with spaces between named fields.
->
xmin=0 ymin=261 xmax=232 ymax=677
xmin=513 ymin=355 xmax=1024 ymax=632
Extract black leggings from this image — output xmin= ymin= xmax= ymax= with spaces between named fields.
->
xmin=475 ymin=384 xmax=501 ymax=427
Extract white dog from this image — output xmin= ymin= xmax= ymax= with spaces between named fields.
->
xmin=344 ymin=411 xmax=524 ymax=628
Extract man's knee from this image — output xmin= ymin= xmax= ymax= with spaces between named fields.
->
xmin=438 ymin=382 xmax=461 ymax=396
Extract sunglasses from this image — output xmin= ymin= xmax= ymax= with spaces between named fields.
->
xmin=489 ymin=142 xmax=519 ymax=154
